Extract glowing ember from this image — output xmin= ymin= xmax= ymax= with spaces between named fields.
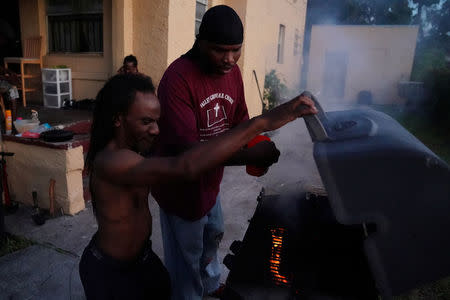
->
xmin=269 ymin=227 xmax=292 ymax=286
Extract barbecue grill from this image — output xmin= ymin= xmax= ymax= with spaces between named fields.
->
xmin=222 ymin=92 xmax=450 ymax=300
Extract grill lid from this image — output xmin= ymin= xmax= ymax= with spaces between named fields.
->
xmin=303 ymin=92 xmax=450 ymax=298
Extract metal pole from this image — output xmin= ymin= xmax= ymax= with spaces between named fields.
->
xmin=252 ymin=70 xmax=265 ymax=112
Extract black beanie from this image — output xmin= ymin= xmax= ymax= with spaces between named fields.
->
xmin=197 ymin=5 xmax=244 ymax=45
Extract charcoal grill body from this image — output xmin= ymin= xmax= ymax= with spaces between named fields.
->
xmin=305 ymin=105 xmax=450 ymax=298
xmin=223 ymin=190 xmax=378 ymax=300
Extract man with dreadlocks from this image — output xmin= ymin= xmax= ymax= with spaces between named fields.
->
xmin=151 ymin=5 xmax=313 ymax=299
xmin=78 ymin=73 xmax=316 ymax=299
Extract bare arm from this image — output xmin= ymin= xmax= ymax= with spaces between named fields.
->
xmin=95 ymin=95 xmax=318 ymax=186
xmin=152 ymin=140 xmax=276 ymax=167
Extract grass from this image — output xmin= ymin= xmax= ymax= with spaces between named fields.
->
xmin=394 ymin=277 xmax=450 ymax=300
xmin=396 ymin=115 xmax=450 ymax=164
xmin=0 ymin=233 xmax=34 ymax=257
xmin=372 ymin=105 xmax=450 ymax=164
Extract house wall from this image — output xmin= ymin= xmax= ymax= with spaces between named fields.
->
xmin=208 ymin=0 xmax=307 ymax=116
xmin=112 ymin=0 xmax=134 ymax=73
xmin=19 ymin=0 xmax=112 ymax=101
xmin=307 ymin=25 xmax=419 ymax=104
xmin=261 ymin=0 xmax=307 ymax=92
xmin=132 ymin=0 xmax=169 ymax=86
xmin=167 ymin=1 xmax=196 ymax=67
xmin=18 ymin=0 xmax=46 ymax=50
xmin=114 ymin=0 xmax=197 ymax=86
xmin=19 ymin=0 xmax=307 ymax=115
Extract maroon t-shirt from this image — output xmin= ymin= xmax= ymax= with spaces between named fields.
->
xmin=151 ymin=56 xmax=249 ymax=221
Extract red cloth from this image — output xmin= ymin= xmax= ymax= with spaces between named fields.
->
xmin=152 ymin=56 xmax=249 ymax=220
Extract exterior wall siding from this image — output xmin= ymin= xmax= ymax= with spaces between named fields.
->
xmin=132 ymin=0 xmax=169 ymax=87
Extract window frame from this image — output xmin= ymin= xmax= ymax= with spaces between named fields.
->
xmin=293 ymin=28 xmax=300 ymax=56
xmin=195 ymin=0 xmax=208 ymax=36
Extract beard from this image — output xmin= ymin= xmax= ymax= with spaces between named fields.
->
xmin=135 ymin=136 xmax=157 ymax=156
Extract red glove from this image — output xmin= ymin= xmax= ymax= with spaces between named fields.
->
xmin=246 ymin=135 xmax=271 ymax=177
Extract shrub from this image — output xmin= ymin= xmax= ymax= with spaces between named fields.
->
xmin=263 ymin=70 xmax=288 ymax=112
xmin=0 ymin=233 xmax=34 ymax=257
xmin=411 ymin=47 xmax=447 ymax=82
xmin=424 ymin=67 xmax=450 ymax=133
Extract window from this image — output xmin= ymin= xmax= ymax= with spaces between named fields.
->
xmin=195 ymin=0 xmax=208 ymax=35
xmin=47 ymin=0 xmax=103 ymax=53
xmin=277 ymin=24 xmax=285 ymax=64
xmin=294 ymin=29 xmax=300 ymax=56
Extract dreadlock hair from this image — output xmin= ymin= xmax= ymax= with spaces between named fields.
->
xmin=85 ymin=74 xmax=155 ymax=174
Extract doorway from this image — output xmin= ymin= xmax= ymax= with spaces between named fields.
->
xmin=0 ymin=1 xmax=22 ymax=65
xmin=322 ymin=51 xmax=348 ymax=99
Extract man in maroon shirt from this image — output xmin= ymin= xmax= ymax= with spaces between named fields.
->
xmin=152 ymin=5 xmax=311 ymax=299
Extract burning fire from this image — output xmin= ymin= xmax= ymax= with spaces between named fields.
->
xmin=269 ymin=227 xmax=292 ymax=287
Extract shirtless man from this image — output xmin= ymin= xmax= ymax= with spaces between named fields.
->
xmin=78 ymin=74 xmax=317 ymax=299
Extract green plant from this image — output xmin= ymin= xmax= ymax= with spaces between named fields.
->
xmin=376 ymin=105 xmax=450 ymax=164
xmin=411 ymin=47 xmax=447 ymax=82
xmin=394 ymin=276 xmax=450 ymax=300
xmin=263 ymin=70 xmax=288 ymax=112
xmin=0 ymin=233 xmax=34 ymax=257
xmin=424 ymin=67 xmax=450 ymax=133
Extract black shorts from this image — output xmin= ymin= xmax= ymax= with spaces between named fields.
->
xmin=79 ymin=234 xmax=171 ymax=300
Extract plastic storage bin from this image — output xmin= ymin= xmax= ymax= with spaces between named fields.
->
xmin=42 ymin=68 xmax=72 ymax=108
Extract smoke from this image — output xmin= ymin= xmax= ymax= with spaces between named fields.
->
xmin=299 ymin=1 xmax=445 ymax=110
xmin=260 ymin=0 xmax=448 ymax=194
xmin=258 ymin=119 xmax=323 ymax=195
